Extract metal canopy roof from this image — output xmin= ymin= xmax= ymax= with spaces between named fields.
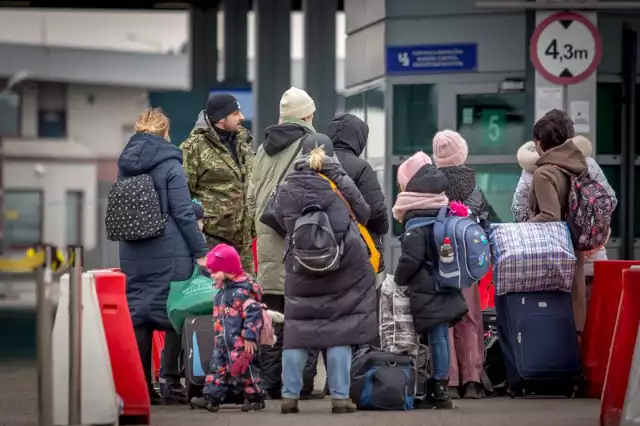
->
xmin=0 ymin=0 xmax=344 ymax=11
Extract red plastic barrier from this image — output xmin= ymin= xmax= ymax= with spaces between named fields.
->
xmin=479 ymin=269 xmax=495 ymax=311
xmin=600 ymin=267 xmax=640 ymax=426
xmin=93 ymin=270 xmax=150 ymax=424
xmin=582 ymin=260 xmax=640 ymax=398
xmin=152 ymin=331 xmax=165 ymax=383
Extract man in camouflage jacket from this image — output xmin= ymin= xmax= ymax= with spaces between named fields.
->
xmin=181 ymin=93 xmax=256 ymax=272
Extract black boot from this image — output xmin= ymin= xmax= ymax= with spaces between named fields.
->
xmin=417 ymin=378 xmax=453 ymax=410
xmin=189 ymin=395 xmax=221 ymax=412
xmin=241 ymin=394 xmax=266 ymax=412
xmin=161 ymin=377 xmax=187 ymax=405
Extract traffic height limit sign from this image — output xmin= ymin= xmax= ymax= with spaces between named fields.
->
xmin=530 ymin=12 xmax=602 ymax=85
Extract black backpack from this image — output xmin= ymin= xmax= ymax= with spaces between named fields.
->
xmin=290 ymin=206 xmax=342 ymax=275
xmin=105 ymin=174 xmax=168 ymax=241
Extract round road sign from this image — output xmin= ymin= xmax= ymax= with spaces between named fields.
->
xmin=530 ymin=12 xmax=602 ymax=85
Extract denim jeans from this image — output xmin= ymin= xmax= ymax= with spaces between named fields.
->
xmin=282 ymin=346 xmax=352 ymax=399
xmin=425 ymin=322 xmax=451 ymax=380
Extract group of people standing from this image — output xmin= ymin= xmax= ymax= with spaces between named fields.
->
xmin=115 ymin=85 xmax=607 ymax=413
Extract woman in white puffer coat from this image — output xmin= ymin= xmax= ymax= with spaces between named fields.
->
xmin=512 ymin=135 xmax=618 ymax=302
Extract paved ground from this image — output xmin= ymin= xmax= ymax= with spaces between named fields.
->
xmin=0 ymin=360 xmax=600 ymax=426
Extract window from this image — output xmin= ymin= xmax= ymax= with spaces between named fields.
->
xmin=3 ymin=191 xmax=43 ymax=251
xmin=345 ymin=93 xmax=365 ymax=122
xmin=393 ymin=85 xmax=438 ymax=156
xmin=364 ymin=88 xmax=385 ymax=159
xmin=472 ymin=165 xmax=522 ymax=223
xmin=0 ymin=91 xmax=20 ymax=137
xmin=596 ymin=83 xmax=622 ymax=155
xmin=457 ymin=92 xmax=526 ymax=155
xmin=66 ymin=191 xmax=83 ymax=246
xmin=37 ymin=82 xmax=67 ymax=138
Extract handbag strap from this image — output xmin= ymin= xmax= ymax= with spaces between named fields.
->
xmin=318 ymin=173 xmax=356 ymax=220
xmin=274 ymin=133 xmax=311 ymax=188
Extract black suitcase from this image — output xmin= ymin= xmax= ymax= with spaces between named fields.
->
xmin=182 ymin=315 xmax=214 ymax=401
xmin=495 ymin=292 xmax=583 ymax=397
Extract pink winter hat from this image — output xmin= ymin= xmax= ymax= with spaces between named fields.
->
xmin=433 ymin=130 xmax=468 ymax=167
xmin=397 ymin=151 xmax=432 ymax=190
xmin=206 ymin=243 xmax=244 ymax=277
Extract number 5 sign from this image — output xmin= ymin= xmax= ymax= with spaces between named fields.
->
xmin=530 ymin=12 xmax=602 ymax=85
xmin=481 ymin=109 xmax=505 ymax=146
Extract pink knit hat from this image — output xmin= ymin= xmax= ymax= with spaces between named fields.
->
xmin=397 ymin=151 xmax=432 ymax=190
xmin=433 ymin=130 xmax=468 ymax=167
xmin=206 ymin=243 xmax=244 ymax=277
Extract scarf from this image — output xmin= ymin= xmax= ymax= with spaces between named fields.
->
xmin=392 ymin=192 xmax=449 ymax=223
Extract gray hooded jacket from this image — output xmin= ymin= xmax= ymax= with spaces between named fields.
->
xmin=512 ymin=139 xmax=617 ymax=275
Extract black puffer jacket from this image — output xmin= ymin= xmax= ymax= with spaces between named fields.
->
xmin=438 ymin=166 xmax=493 ymax=234
xmin=274 ymin=158 xmax=377 ymax=349
xmin=395 ymin=165 xmax=468 ymax=333
xmin=328 ymin=114 xmax=389 ymax=259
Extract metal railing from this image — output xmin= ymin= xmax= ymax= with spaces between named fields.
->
xmin=0 ymin=244 xmax=84 ymax=426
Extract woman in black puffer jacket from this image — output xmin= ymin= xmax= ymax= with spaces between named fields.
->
xmin=432 ymin=130 xmax=492 ymax=400
xmin=274 ymin=134 xmax=377 ymax=415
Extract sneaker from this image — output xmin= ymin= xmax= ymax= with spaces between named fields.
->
xmin=161 ymin=382 xmax=188 ymax=405
xmin=462 ymin=382 xmax=485 ymax=399
xmin=281 ymin=398 xmax=300 ymax=414
xmin=189 ymin=396 xmax=220 ymax=412
xmin=331 ymin=398 xmax=357 ymax=414
xmin=241 ymin=396 xmax=266 ymax=412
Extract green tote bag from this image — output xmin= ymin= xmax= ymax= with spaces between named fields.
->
xmin=167 ymin=266 xmax=217 ymax=333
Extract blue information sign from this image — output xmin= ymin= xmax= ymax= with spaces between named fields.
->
xmin=386 ymin=43 xmax=478 ymax=74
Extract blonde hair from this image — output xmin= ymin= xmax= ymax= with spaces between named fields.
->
xmin=308 ymin=146 xmax=325 ymax=171
xmin=135 ymin=108 xmax=170 ymax=139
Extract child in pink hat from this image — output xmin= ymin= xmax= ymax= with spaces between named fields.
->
xmin=432 ymin=130 xmax=491 ymax=400
xmin=191 ymin=243 xmax=267 ymax=412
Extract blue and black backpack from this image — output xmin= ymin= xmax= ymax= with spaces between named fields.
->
xmin=404 ymin=206 xmax=490 ymax=291
xmin=350 ymin=346 xmax=415 ymax=410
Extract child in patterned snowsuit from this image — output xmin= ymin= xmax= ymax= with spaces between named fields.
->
xmin=190 ymin=243 xmax=266 ymax=412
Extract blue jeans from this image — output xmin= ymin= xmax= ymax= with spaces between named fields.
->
xmin=425 ymin=323 xmax=451 ymax=380
xmin=282 ymin=346 xmax=352 ymax=399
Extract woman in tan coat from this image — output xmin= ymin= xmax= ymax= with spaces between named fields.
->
xmin=529 ymin=109 xmax=587 ymax=333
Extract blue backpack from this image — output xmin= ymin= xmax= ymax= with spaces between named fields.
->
xmin=404 ymin=206 xmax=490 ymax=291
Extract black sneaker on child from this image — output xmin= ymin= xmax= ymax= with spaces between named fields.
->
xmin=190 ymin=395 xmax=221 ymax=412
xmin=241 ymin=395 xmax=266 ymax=412
xmin=416 ymin=378 xmax=453 ymax=410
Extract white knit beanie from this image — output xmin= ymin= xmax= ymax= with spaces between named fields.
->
xmin=279 ymin=87 xmax=316 ymax=120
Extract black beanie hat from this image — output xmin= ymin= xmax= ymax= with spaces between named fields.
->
xmin=301 ymin=133 xmax=335 ymax=157
xmin=405 ymin=164 xmax=450 ymax=194
xmin=206 ymin=93 xmax=240 ymax=123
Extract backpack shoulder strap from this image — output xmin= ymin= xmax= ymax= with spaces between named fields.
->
xmin=242 ymin=298 xmax=257 ymax=311
xmin=275 ymin=134 xmax=311 ymax=187
xmin=433 ymin=207 xmax=449 ymax=244
xmin=404 ymin=217 xmax=435 ymax=232
xmin=318 ymin=173 xmax=356 ymax=220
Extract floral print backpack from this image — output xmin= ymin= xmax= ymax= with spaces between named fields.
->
xmin=563 ymin=169 xmax=614 ymax=252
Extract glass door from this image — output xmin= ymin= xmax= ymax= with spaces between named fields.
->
xmin=440 ymin=83 xmax=527 ymax=223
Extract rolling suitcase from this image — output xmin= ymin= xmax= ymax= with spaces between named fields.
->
xmin=182 ymin=316 xmax=215 ymax=401
xmin=182 ymin=315 xmax=244 ymax=405
xmin=495 ymin=291 xmax=583 ymax=397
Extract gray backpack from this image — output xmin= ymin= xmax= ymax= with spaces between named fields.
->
xmin=291 ymin=206 xmax=343 ymax=275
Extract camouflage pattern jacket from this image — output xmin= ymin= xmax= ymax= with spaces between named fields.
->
xmin=181 ymin=115 xmax=256 ymax=271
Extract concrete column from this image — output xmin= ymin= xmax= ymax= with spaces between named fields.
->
xmin=190 ymin=5 xmax=218 ymax=90
xmin=254 ymin=0 xmax=291 ymax=140
xmin=223 ymin=0 xmax=249 ymax=88
xmin=303 ymin=0 xmax=337 ymax=134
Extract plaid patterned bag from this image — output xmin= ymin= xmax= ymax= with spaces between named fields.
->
xmin=489 ymin=222 xmax=577 ymax=295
